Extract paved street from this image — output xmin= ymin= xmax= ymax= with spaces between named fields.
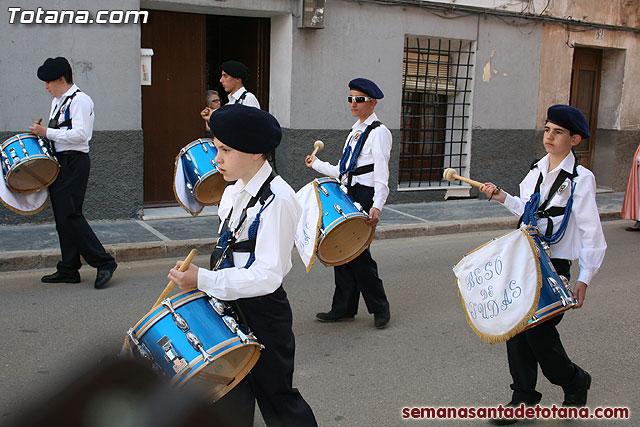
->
xmin=0 ymin=220 xmax=637 ymax=426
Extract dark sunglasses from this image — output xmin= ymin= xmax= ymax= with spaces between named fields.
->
xmin=347 ymin=96 xmax=374 ymax=103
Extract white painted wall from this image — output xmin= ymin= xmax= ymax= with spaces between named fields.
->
xmin=0 ymin=0 xmax=142 ymax=131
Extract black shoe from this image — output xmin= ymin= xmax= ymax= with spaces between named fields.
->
xmin=374 ymin=305 xmax=390 ymax=329
xmin=41 ymin=271 xmax=81 ymax=283
xmin=563 ymin=372 xmax=591 ymax=407
xmin=316 ymin=311 xmax=355 ymax=322
xmin=490 ymin=417 xmax=518 ymax=426
xmin=489 ymin=401 xmax=528 ymax=425
xmin=94 ymin=263 xmax=117 ymax=289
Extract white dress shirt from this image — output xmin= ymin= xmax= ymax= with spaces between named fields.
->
xmin=45 ymin=84 xmax=94 ymax=153
xmin=502 ymin=152 xmax=607 ymax=285
xmin=311 ymin=112 xmax=392 ymax=211
xmin=197 ymin=161 xmax=301 ymax=300
xmin=228 ymin=87 xmax=260 ymax=109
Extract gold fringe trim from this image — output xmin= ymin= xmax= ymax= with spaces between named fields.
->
xmin=456 ymin=228 xmax=543 ymax=344
xmin=0 ymin=192 xmax=50 ymax=216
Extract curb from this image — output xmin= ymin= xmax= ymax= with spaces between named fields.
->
xmin=0 ymin=239 xmax=216 ymax=273
xmin=0 ymin=210 xmax=622 ymax=273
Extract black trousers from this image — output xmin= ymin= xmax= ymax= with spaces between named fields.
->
xmin=210 ymin=286 xmax=317 ymax=427
xmin=506 ymin=258 xmax=588 ymax=404
xmin=48 ymin=152 xmax=114 ymax=274
xmin=331 ymin=184 xmax=389 ymax=316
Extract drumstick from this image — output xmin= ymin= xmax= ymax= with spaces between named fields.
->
xmin=151 ymin=249 xmax=198 ymax=309
xmin=310 ymin=140 xmax=324 ymax=157
xmin=121 ymin=250 xmax=196 ymax=358
xmin=443 ymin=168 xmax=486 ymax=189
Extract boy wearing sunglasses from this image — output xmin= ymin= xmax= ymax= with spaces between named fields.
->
xmin=305 ymin=78 xmax=392 ymax=329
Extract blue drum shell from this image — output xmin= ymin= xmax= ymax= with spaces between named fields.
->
xmin=131 ymin=290 xmax=261 ymax=401
xmin=1 ymin=133 xmax=59 ymax=193
xmin=180 ymin=139 xmax=226 ymax=205
xmin=524 ymin=235 xmax=577 ymax=330
xmin=315 ymin=177 xmax=374 ymax=266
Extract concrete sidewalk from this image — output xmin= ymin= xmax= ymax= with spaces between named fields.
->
xmin=0 ymin=192 xmax=624 ymax=272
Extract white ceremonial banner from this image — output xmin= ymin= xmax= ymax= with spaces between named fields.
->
xmin=0 ymin=172 xmax=49 ymax=215
xmin=453 ymin=228 xmax=542 ymax=343
xmin=294 ymin=181 xmax=322 ymax=273
xmin=173 ymin=155 xmax=204 ymax=217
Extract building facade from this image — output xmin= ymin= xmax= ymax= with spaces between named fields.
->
xmin=1 ymin=0 xmax=638 ymax=224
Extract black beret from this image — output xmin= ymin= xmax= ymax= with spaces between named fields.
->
xmin=220 ymin=60 xmax=249 ymax=80
xmin=209 ymin=104 xmax=281 ymax=154
xmin=546 ymin=105 xmax=590 ymax=139
xmin=37 ymin=57 xmax=71 ymax=82
xmin=348 ymin=78 xmax=384 ymax=99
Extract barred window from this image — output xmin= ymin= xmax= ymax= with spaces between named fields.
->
xmin=400 ymin=37 xmax=474 ymax=188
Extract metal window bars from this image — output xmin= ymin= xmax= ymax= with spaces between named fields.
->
xmin=400 ymin=37 xmax=474 ymax=188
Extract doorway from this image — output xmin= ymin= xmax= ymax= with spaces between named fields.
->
xmin=142 ymin=10 xmax=270 ymax=206
xmin=570 ymin=47 xmax=602 ymax=169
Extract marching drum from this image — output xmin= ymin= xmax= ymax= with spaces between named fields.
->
xmin=522 ymin=233 xmax=577 ymax=331
xmin=1 ymin=133 xmax=59 ymax=193
xmin=179 ymin=138 xmax=226 ymax=206
xmin=315 ymin=177 xmax=374 ymax=266
xmin=126 ymin=289 xmax=262 ymax=402
xmin=453 ymin=227 xmax=577 ymax=343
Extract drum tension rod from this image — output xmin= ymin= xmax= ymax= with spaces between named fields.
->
xmin=162 ymin=298 xmax=190 ymax=332
xmin=334 ymin=204 xmax=348 ymax=220
xmin=208 ymin=297 xmax=226 ymax=316
xmin=223 ymin=315 xmax=256 ymax=346
xmin=186 ymin=332 xmax=215 ymax=363
xmin=126 ymin=329 xmax=154 ymax=361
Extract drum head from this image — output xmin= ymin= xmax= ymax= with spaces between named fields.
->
xmin=189 ymin=342 xmax=261 ymax=402
xmin=193 ymin=172 xmax=226 ymax=205
xmin=317 ymin=216 xmax=374 ymax=266
xmin=6 ymin=157 xmax=59 ymax=193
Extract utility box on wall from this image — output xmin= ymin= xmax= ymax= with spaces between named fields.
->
xmin=299 ymin=0 xmax=325 ymax=28
xmin=140 ymin=48 xmax=154 ymax=85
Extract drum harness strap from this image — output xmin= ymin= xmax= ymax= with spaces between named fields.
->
xmin=46 ymin=89 xmax=81 ymax=154
xmin=519 ymin=152 xmax=579 ymax=245
xmin=210 ymin=171 xmax=277 ymax=271
xmin=233 ymin=90 xmax=248 ymax=104
xmin=338 ymin=120 xmax=382 ymax=188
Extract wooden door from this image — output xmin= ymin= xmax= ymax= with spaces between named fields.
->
xmin=142 ymin=10 xmax=206 ymax=206
xmin=570 ymin=47 xmax=602 ymax=169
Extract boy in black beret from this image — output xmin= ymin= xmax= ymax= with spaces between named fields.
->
xmin=169 ymin=104 xmax=317 ymax=427
xmin=29 ymin=57 xmax=117 ymax=289
xmin=218 ymin=60 xmax=260 ymax=108
xmin=480 ymin=105 xmax=607 ymax=424
xmin=305 ymin=77 xmax=392 ymax=329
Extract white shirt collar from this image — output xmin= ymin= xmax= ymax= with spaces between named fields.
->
xmin=232 ymin=160 xmax=272 ymax=198
xmin=538 ymin=152 xmax=576 ymax=176
xmin=229 ymin=87 xmax=247 ymax=102
xmin=56 ymin=84 xmax=78 ymax=101
xmin=352 ymin=112 xmax=379 ymax=130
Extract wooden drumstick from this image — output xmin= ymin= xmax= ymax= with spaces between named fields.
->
xmin=310 ymin=140 xmax=324 ymax=157
xmin=443 ymin=168 xmax=486 ymax=189
xmin=121 ymin=248 xmax=198 ymax=358
xmin=151 ymin=249 xmax=198 ymax=309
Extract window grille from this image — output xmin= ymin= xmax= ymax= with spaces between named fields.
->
xmin=400 ymin=37 xmax=474 ymax=188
